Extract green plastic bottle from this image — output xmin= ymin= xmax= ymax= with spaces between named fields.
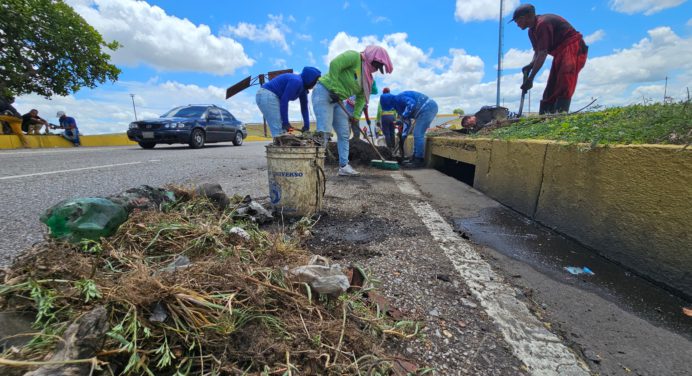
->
xmin=40 ymin=198 xmax=128 ymax=243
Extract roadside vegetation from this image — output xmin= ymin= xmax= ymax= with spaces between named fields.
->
xmin=485 ymin=101 xmax=691 ymax=146
xmin=0 ymin=188 xmax=423 ymax=375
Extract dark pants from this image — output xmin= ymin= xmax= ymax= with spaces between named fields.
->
xmin=380 ymin=114 xmax=395 ymax=149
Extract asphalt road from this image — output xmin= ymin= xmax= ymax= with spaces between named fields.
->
xmin=0 ymin=141 xmax=269 ymax=266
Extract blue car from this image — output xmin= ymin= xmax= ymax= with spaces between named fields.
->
xmin=127 ymin=104 xmax=247 ymax=149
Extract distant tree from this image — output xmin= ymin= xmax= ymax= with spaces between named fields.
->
xmin=0 ymin=0 xmax=121 ymax=99
xmin=453 ymin=108 xmax=465 ymax=115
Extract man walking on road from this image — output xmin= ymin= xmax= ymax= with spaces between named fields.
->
xmin=511 ymin=3 xmax=588 ymax=114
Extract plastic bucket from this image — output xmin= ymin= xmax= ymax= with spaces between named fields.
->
xmin=266 ymin=145 xmax=326 ymax=217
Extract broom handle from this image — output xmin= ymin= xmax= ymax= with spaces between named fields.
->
xmin=335 ymin=99 xmax=388 ymax=161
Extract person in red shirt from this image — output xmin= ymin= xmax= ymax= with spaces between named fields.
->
xmin=510 ymin=4 xmax=588 ymax=114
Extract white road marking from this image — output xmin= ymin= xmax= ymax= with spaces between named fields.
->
xmin=0 ymin=162 xmax=145 ymax=181
xmin=394 ymin=172 xmax=589 ymax=376
xmin=391 ymin=173 xmax=421 ymax=197
xmin=0 ymin=147 xmax=127 ymax=157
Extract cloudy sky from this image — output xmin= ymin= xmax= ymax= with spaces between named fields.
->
xmin=14 ymin=0 xmax=692 ymax=134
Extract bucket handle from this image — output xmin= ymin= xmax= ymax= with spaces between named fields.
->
xmin=313 ymin=154 xmax=326 ymax=208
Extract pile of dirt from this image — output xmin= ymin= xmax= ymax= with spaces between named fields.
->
xmin=325 ymin=139 xmax=394 ymax=166
xmin=0 ymin=188 xmax=422 ymax=375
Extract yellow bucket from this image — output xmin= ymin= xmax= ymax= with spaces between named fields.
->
xmin=266 ymin=146 xmax=326 ymax=217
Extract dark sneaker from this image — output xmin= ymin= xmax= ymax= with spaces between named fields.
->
xmin=401 ymin=158 xmax=425 ymax=169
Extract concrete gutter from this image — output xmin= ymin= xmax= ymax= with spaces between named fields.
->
xmin=0 ymin=134 xmax=269 ymax=149
xmin=427 ymin=136 xmax=692 ymax=299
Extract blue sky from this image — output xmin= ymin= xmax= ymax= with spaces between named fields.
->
xmin=15 ymin=0 xmax=692 ymax=134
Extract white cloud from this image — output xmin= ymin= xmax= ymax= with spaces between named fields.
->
xmin=273 ymin=58 xmax=287 ymax=68
xmin=373 ymin=16 xmax=390 ymax=24
xmin=609 ymin=0 xmax=687 ymax=15
xmin=584 ymin=29 xmax=606 ymax=44
xmin=455 ymin=0 xmax=520 ymax=22
xmin=66 ymin=0 xmax=253 ymax=75
xmin=687 ymin=18 xmax=692 ymax=26
xmin=324 ymin=32 xmax=485 ymax=111
xmin=576 ymin=26 xmax=692 ymax=105
xmin=343 ymin=1 xmax=349 ymax=9
xmin=224 ymin=14 xmax=291 ymax=53
xmin=502 ymin=48 xmax=534 ymax=69
xmin=296 ymin=33 xmax=313 ymax=41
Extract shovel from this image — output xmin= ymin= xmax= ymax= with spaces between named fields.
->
xmin=517 ymin=69 xmax=530 ymax=117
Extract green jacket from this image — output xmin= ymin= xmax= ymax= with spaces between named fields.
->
xmin=319 ymin=50 xmax=366 ymax=118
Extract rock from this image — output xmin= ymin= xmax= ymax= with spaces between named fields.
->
xmin=24 ymin=306 xmax=108 ymax=376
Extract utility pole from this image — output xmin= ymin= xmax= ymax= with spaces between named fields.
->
xmin=663 ymin=76 xmax=668 ymax=103
xmin=496 ymin=0 xmax=504 ymax=107
xmin=130 ymin=94 xmax=138 ymax=121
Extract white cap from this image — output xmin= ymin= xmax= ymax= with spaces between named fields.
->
xmin=56 ymin=111 xmax=65 ymax=117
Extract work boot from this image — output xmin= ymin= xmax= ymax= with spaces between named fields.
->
xmin=555 ymin=98 xmax=572 ymax=113
xmin=401 ymin=157 xmax=425 ymax=169
xmin=338 ymin=164 xmax=360 ymax=176
xmin=539 ymin=101 xmax=554 ymax=115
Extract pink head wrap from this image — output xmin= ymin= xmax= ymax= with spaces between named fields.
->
xmin=360 ymin=45 xmax=393 ymax=103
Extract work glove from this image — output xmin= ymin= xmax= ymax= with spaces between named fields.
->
xmin=521 ymin=64 xmax=532 ymax=76
xmin=520 ymin=78 xmax=533 ymax=92
xmin=328 ymin=91 xmax=340 ymax=103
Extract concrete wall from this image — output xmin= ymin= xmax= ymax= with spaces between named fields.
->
xmin=428 ymin=137 xmax=692 ymax=297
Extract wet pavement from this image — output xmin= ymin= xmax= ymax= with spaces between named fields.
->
xmin=455 ymin=207 xmax=692 ymax=340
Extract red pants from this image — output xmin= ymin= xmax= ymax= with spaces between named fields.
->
xmin=542 ymin=36 xmax=588 ymax=106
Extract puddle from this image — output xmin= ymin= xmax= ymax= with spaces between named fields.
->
xmin=455 ymin=207 xmax=692 ymax=339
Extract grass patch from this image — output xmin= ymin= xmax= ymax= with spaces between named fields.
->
xmin=0 ymin=190 xmax=424 ymax=375
xmin=483 ymin=101 xmax=691 ymax=146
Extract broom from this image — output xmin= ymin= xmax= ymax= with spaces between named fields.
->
xmin=336 ymin=100 xmax=400 ymax=170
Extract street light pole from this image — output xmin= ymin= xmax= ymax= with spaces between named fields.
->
xmin=130 ymin=94 xmax=138 ymax=121
xmin=496 ymin=0 xmax=504 ymax=107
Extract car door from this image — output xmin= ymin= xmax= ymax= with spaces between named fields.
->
xmin=220 ymin=109 xmax=240 ymax=141
xmin=205 ymin=108 xmax=224 ymax=142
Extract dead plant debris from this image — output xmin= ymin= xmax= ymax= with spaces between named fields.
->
xmin=0 ymin=189 xmax=424 ymax=375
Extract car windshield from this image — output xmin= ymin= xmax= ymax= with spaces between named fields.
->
xmin=161 ymin=106 xmax=207 ymax=118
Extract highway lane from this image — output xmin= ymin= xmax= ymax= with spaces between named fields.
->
xmin=0 ymin=142 xmax=269 ymax=266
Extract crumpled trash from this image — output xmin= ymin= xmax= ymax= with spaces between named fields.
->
xmin=229 ymin=226 xmax=250 ymax=241
xmin=195 ymin=183 xmax=230 ymax=209
xmin=564 ymin=266 xmax=594 ymax=276
xmin=40 ymin=198 xmax=128 ymax=243
xmin=288 ymin=255 xmax=350 ymax=296
xmin=108 ymin=185 xmax=175 ymax=212
xmin=149 ymin=302 xmax=168 ymax=323
xmin=234 ymin=195 xmax=273 ymax=223
xmin=161 ymin=255 xmax=191 ymax=273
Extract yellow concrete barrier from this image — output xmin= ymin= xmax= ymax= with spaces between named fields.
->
xmin=428 ymin=136 xmax=692 ymax=298
xmin=0 ymin=133 xmax=269 ymax=149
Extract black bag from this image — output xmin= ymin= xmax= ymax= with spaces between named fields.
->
xmin=474 ymin=106 xmax=509 ymax=128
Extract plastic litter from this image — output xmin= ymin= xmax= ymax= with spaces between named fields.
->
xmin=149 ymin=302 xmax=168 ymax=323
xmin=564 ymin=266 xmax=595 ymax=276
xmin=288 ymin=255 xmax=350 ymax=296
xmin=108 ymin=185 xmax=175 ymax=212
xmin=229 ymin=227 xmax=251 ymax=241
xmin=40 ymin=198 xmax=128 ymax=243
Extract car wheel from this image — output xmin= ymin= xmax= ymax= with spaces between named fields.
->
xmin=232 ymin=131 xmax=244 ymax=146
xmin=139 ymin=141 xmax=156 ymax=149
xmin=189 ymin=128 xmax=205 ymax=149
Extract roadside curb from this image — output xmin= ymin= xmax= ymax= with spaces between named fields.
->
xmin=0 ymin=134 xmax=270 ymax=149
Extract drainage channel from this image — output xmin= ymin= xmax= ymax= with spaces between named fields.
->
xmin=433 ymin=160 xmax=692 ymax=340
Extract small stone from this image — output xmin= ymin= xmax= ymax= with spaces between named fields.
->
xmin=429 ymin=308 xmax=440 ymax=317
xmin=443 ymin=330 xmax=453 ymax=338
